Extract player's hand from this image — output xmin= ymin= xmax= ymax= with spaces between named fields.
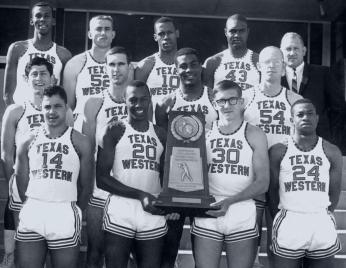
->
xmin=140 ymin=193 xmax=165 ymax=215
xmin=165 ymin=213 xmax=180 ymax=220
xmin=205 ymin=198 xmax=232 ymax=218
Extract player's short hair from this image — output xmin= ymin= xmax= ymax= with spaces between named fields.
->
xmin=106 ymin=46 xmax=131 ymax=63
xmin=43 ymin=85 xmax=68 ymax=104
xmin=213 ymin=80 xmax=242 ymax=98
xmin=25 ymin=57 xmax=53 ymax=77
xmin=154 ymin=16 xmax=177 ymax=31
xmin=126 ymin=80 xmax=150 ymax=97
xmin=291 ymin=98 xmax=316 ymax=115
xmin=281 ymin=32 xmax=305 ymax=47
xmin=31 ymin=1 xmax=53 ymax=16
xmin=226 ymin=14 xmax=248 ymax=26
xmin=174 ymin=47 xmax=200 ymax=64
xmin=89 ymin=15 xmax=114 ymax=29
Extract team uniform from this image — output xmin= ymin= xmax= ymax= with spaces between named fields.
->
xmin=103 ymin=121 xmax=167 ymax=239
xmin=74 ymin=51 xmax=110 ymax=130
xmin=139 ymin=53 xmax=180 ymax=110
xmin=14 ymin=39 xmax=63 ymax=104
xmin=191 ymin=121 xmax=258 ymax=242
xmin=15 ymin=127 xmax=82 ymax=249
xmin=9 ymin=102 xmax=45 ymax=212
xmin=244 ymin=86 xmax=293 ymax=149
xmin=272 ymin=137 xmax=341 ymax=259
xmin=88 ymin=90 xmax=128 ymax=208
xmin=171 ymin=87 xmax=218 ymax=129
xmin=205 ymin=49 xmax=259 ymax=90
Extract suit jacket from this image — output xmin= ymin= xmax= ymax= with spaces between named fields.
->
xmin=282 ymin=63 xmax=346 ymax=143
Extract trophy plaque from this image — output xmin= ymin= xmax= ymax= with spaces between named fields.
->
xmin=155 ymin=111 xmax=217 ymax=217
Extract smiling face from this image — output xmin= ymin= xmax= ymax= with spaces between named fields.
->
xmin=88 ymin=18 xmax=115 ymax=49
xmin=27 ymin=64 xmax=52 ymax=96
xmin=175 ymin=53 xmax=202 ymax=87
xmin=31 ymin=5 xmax=55 ymax=35
xmin=125 ymin=85 xmax=151 ymax=121
xmin=42 ymin=94 xmax=67 ymax=127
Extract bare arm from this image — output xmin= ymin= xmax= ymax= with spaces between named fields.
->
xmin=63 ymin=53 xmax=85 ymax=110
xmin=323 ymin=141 xmax=342 ymax=212
xmin=287 ymin=89 xmax=303 ymax=106
xmin=207 ymin=124 xmax=270 ymax=217
xmin=3 ymin=42 xmax=24 ymax=105
xmin=14 ymin=136 xmax=33 ymax=202
xmin=134 ymin=56 xmax=155 ymax=82
xmin=57 ymin=45 xmax=72 ymax=82
xmin=82 ymin=97 xmax=102 ymax=149
xmin=96 ymin=122 xmax=163 ymax=215
xmin=202 ymin=56 xmax=219 ymax=88
xmin=73 ymin=130 xmax=94 ymax=210
xmin=267 ymin=143 xmax=287 ymax=218
xmin=155 ymin=95 xmax=175 ymax=130
xmin=1 ymin=105 xmax=22 ymax=181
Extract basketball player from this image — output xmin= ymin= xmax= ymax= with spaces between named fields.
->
xmin=203 ymin=14 xmax=259 ymax=90
xmin=63 ymin=15 xmax=115 ymax=131
xmin=3 ymin=1 xmax=71 ymax=105
xmin=268 ymin=99 xmax=342 ymax=268
xmin=192 ymin=80 xmax=269 ymax=268
xmin=14 ymin=85 xmax=93 ymax=268
xmin=1 ymin=57 xmax=72 ymax=268
xmin=96 ymin=80 xmax=167 ymax=268
xmin=155 ymin=47 xmax=218 ymax=268
xmin=243 ymin=46 xmax=302 ymax=267
xmin=82 ymin=46 xmax=130 ymax=268
xmin=135 ymin=16 xmax=180 ymax=116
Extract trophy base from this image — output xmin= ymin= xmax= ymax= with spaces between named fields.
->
xmin=154 ymin=194 xmax=219 ymax=217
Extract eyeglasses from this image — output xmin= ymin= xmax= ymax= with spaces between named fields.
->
xmin=215 ymin=97 xmax=241 ymax=107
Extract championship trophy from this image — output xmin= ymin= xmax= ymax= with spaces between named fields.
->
xmin=155 ymin=111 xmax=217 ymax=216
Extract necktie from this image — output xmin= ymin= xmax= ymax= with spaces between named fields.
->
xmin=292 ymin=68 xmax=298 ymax=93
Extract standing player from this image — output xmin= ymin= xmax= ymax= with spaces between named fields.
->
xmin=96 ymin=80 xmax=167 ymax=268
xmin=203 ymin=14 xmax=259 ymax=90
xmin=3 ymin=1 xmax=71 ymax=105
xmin=155 ymin=47 xmax=218 ymax=268
xmin=243 ymin=46 xmax=302 ymax=267
xmin=63 ymin=15 xmax=115 ymax=131
xmin=14 ymin=85 xmax=93 ymax=268
xmin=135 ymin=17 xmax=180 ymax=116
xmin=192 ymin=80 xmax=269 ymax=268
xmin=82 ymin=46 xmax=131 ymax=268
xmin=268 ymin=99 xmax=342 ymax=268
xmin=1 ymin=57 xmax=55 ymax=268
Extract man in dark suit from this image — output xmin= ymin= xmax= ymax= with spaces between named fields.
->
xmin=280 ymin=32 xmax=345 ymax=146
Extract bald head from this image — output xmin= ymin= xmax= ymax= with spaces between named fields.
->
xmin=259 ymin=46 xmax=284 ymax=63
xmin=258 ymin=46 xmax=285 ymax=83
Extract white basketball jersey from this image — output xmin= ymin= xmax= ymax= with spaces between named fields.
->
xmin=206 ymin=121 xmax=254 ymax=197
xmin=244 ymin=86 xmax=292 ymax=148
xmin=15 ymin=102 xmax=44 ymax=145
xmin=74 ymin=51 xmax=110 ymax=114
xmin=145 ymin=53 xmax=180 ymax=107
xmin=278 ymin=137 xmax=331 ymax=213
xmin=26 ymin=127 xmax=80 ymax=202
xmin=171 ymin=87 xmax=218 ymax=130
xmin=15 ymin=39 xmax=63 ymax=104
xmin=112 ymin=121 xmax=163 ymax=195
xmin=213 ymin=49 xmax=259 ymax=90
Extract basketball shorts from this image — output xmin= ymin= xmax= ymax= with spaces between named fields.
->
xmin=15 ymin=198 xmax=82 ymax=249
xmin=88 ymin=183 xmax=110 ymax=209
xmin=9 ymin=174 xmax=22 ymax=212
xmin=191 ymin=199 xmax=258 ymax=243
xmin=272 ymin=209 xmax=341 ymax=259
xmin=103 ymin=195 xmax=167 ymax=240
xmin=254 ymin=193 xmax=266 ymax=210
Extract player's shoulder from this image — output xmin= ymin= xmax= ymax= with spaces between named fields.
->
xmin=71 ymin=128 xmax=91 ymax=153
xmin=84 ymin=95 xmax=104 ymax=111
xmin=3 ymin=103 xmax=25 ymax=121
xmin=56 ymin=44 xmax=72 ymax=64
xmin=136 ymin=54 xmax=156 ymax=69
xmin=204 ymin=51 xmax=224 ymax=67
xmin=153 ymin=124 xmax=167 ymax=143
xmin=7 ymin=40 xmax=29 ymax=58
xmin=65 ymin=51 xmax=87 ymax=68
xmin=245 ymin=122 xmax=267 ymax=144
xmin=269 ymin=140 xmax=288 ymax=160
xmin=322 ymin=138 xmax=342 ymax=162
xmin=286 ymin=87 xmax=303 ymax=105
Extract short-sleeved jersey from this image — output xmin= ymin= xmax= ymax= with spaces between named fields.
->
xmin=95 ymin=90 xmax=127 ymax=142
xmin=278 ymin=137 xmax=331 ymax=213
xmin=112 ymin=121 xmax=164 ymax=195
xmin=15 ymin=39 xmax=63 ymax=104
xmin=171 ymin=87 xmax=218 ymax=129
xmin=206 ymin=49 xmax=259 ymax=90
xmin=206 ymin=121 xmax=254 ymax=198
xmin=244 ymin=86 xmax=292 ymax=148
xmin=140 ymin=53 xmax=180 ymax=108
xmin=74 ymin=51 xmax=110 ymax=114
xmin=15 ymin=101 xmax=44 ymax=145
xmin=26 ymin=127 xmax=80 ymax=202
